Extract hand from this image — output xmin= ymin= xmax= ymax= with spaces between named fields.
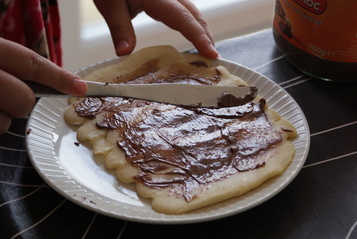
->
xmin=0 ymin=38 xmax=88 ymax=134
xmin=93 ymin=0 xmax=219 ymax=59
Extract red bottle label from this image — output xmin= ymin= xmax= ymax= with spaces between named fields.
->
xmin=292 ymin=0 xmax=327 ymax=14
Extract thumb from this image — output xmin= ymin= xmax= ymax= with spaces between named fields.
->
xmin=94 ymin=0 xmax=136 ymax=55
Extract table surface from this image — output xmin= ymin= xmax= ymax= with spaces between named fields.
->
xmin=1 ymin=29 xmax=356 ymax=239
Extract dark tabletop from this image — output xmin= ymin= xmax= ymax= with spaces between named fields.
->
xmin=1 ymin=29 xmax=356 ymax=239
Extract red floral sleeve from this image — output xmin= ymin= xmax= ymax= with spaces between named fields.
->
xmin=0 ymin=0 xmax=62 ymax=66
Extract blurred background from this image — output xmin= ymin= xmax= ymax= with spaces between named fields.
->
xmin=59 ymin=0 xmax=275 ymax=71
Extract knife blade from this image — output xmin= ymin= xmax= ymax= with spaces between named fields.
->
xmin=26 ymin=81 xmax=257 ymax=108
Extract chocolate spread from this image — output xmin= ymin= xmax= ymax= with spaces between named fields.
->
xmin=74 ymin=97 xmax=282 ymax=201
xmin=73 ymin=59 xmax=283 ymax=201
xmin=217 ymin=86 xmax=258 ymax=107
xmin=115 ymin=60 xmax=221 ymax=85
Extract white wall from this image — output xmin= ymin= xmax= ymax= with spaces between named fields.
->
xmin=58 ymin=0 xmax=275 ymax=72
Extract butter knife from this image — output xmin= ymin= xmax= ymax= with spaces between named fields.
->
xmin=26 ymin=81 xmax=257 ymax=108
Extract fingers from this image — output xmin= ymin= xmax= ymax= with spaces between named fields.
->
xmin=178 ymin=0 xmax=215 ymax=45
xmin=140 ymin=0 xmax=219 ymax=59
xmin=0 ymin=69 xmax=35 ymax=118
xmin=0 ymin=68 xmax=35 ymax=134
xmin=94 ymin=0 xmax=219 ymax=58
xmin=0 ymin=38 xmax=87 ymax=96
xmin=0 ymin=111 xmax=12 ymax=135
xmin=178 ymin=0 xmax=219 ymax=58
xmin=0 ymin=38 xmax=87 ymax=135
xmin=94 ymin=0 xmax=137 ymax=55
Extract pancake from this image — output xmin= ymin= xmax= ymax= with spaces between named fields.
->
xmin=64 ymin=46 xmax=297 ymax=214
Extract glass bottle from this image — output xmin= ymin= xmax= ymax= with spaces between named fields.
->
xmin=273 ymin=0 xmax=357 ymax=81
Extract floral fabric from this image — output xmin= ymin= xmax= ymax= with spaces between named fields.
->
xmin=0 ymin=0 xmax=62 ymax=66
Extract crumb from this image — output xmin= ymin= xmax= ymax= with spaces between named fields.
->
xmin=281 ymin=127 xmax=294 ymax=132
xmin=26 ymin=128 xmax=32 ymax=135
xmin=81 ymin=196 xmax=96 ymax=205
xmin=190 ymin=61 xmax=208 ymax=67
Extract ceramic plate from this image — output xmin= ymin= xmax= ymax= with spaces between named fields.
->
xmin=26 ymin=57 xmax=310 ymax=224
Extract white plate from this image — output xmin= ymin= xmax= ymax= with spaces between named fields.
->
xmin=26 ymin=58 xmax=310 ymax=224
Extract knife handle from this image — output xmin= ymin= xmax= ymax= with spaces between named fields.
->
xmin=24 ymin=80 xmax=64 ymax=97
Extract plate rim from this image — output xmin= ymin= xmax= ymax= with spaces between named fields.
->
xmin=26 ymin=57 xmax=310 ymax=224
